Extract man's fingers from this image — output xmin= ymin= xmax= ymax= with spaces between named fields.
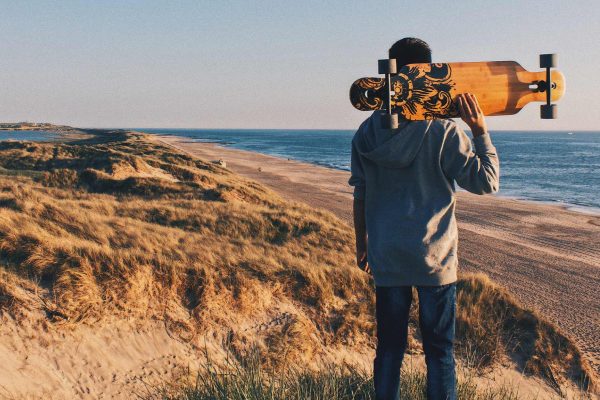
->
xmin=467 ymin=93 xmax=482 ymax=116
xmin=469 ymin=93 xmax=483 ymax=116
xmin=457 ymin=95 xmax=467 ymax=121
xmin=356 ymin=252 xmax=371 ymax=274
xmin=362 ymin=261 xmax=371 ymax=274
xmin=462 ymin=93 xmax=474 ymax=117
xmin=357 ymin=252 xmax=367 ymax=268
xmin=459 ymin=95 xmax=472 ymax=119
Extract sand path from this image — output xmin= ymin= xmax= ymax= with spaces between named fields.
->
xmin=153 ymin=134 xmax=600 ymax=374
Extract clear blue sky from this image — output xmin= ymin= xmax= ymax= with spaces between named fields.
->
xmin=1 ymin=0 xmax=598 ymax=130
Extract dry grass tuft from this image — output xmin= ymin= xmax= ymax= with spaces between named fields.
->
xmin=455 ymin=274 xmax=595 ymax=393
xmin=148 ymin=345 xmax=522 ymax=400
xmin=0 ymin=130 xmax=595 ymax=395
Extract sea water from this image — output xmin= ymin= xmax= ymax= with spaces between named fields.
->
xmin=142 ymin=129 xmax=600 ymax=213
xmin=0 ymin=130 xmax=60 ymax=141
xmin=7 ymin=128 xmax=596 ymax=212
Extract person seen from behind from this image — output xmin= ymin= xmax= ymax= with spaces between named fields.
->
xmin=349 ymin=37 xmax=500 ymax=400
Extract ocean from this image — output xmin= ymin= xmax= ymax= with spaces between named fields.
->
xmin=0 ymin=130 xmax=60 ymax=141
xmin=141 ymin=129 xmax=600 ymax=213
xmin=3 ymin=128 xmax=599 ymax=213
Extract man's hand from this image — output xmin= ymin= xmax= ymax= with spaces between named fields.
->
xmin=353 ymin=198 xmax=371 ymax=274
xmin=456 ymin=93 xmax=488 ymax=138
xmin=356 ymin=242 xmax=371 ymax=274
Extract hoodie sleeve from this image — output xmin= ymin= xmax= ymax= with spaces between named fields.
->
xmin=441 ymin=123 xmax=500 ymax=195
xmin=349 ymin=138 xmax=366 ymax=200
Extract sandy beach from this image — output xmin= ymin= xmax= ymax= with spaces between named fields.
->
xmin=154 ymin=134 xmax=600 ymax=374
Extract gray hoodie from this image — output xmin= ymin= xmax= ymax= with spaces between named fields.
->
xmin=349 ymin=111 xmax=499 ymax=287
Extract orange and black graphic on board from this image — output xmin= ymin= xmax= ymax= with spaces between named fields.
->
xmin=349 ymin=77 xmax=387 ymax=111
xmin=349 ymin=63 xmax=458 ymax=120
xmin=391 ymin=63 xmax=458 ymax=120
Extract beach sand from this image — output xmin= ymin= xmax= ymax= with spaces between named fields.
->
xmin=0 ymin=316 xmax=566 ymax=400
xmin=154 ymin=134 xmax=600 ymax=374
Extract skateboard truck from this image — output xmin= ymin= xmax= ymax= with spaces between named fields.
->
xmin=378 ymin=58 xmax=399 ymax=129
xmin=538 ymin=54 xmax=558 ymax=119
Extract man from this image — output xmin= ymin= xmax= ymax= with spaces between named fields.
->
xmin=349 ymin=38 xmax=500 ymax=400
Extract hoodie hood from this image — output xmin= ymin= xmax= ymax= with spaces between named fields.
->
xmin=353 ymin=112 xmax=432 ymax=168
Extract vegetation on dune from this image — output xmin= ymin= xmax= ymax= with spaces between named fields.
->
xmin=0 ymin=132 xmax=372 ymax=367
xmin=0 ymin=131 xmax=595 ymax=395
xmin=147 ymin=347 xmax=521 ymax=400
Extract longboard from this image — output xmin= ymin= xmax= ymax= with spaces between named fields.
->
xmin=350 ymin=59 xmax=565 ymax=121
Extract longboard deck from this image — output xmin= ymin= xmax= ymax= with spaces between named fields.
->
xmin=350 ymin=61 xmax=565 ymax=120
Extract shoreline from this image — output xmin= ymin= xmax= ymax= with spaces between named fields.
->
xmin=3 ymin=128 xmax=598 ymax=215
xmin=154 ymin=134 xmax=600 ymax=217
xmin=150 ymin=133 xmax=600 ymax=374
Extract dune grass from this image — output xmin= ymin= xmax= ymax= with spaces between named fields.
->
xmin=146 ymin=347 xmax=521 ymax=400
xmin=0 ymin=131 xmax=595 ymax=396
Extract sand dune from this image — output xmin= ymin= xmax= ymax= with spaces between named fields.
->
xmin=0 ymin=317 xmax=205 ymax=399
xmin=155 ymin=134 xmax=600 ymax=375
xmin=1 ymin=315 xmax=577 ymax=400
xmin=0 ymin=131 xmax=596 ymax=399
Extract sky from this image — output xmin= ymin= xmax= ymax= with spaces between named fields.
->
xmin=1 ymin=0 xmax=599 ymax=131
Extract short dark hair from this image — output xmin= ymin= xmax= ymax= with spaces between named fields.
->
xmin=389 ymin=38 xmax=432 ymax=67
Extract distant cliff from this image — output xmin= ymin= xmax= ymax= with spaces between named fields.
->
xmin=0 ymin=122 xmax=77 ymax=132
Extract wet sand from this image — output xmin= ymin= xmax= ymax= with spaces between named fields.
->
xmin=153 ymin=134 xmax=600 ymax=374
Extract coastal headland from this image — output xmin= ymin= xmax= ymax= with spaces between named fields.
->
xmin=0 ymin=122 xmax=80 ymax=132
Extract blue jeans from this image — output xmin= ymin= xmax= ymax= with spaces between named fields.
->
xmin=374 ymin=284 xmax=457 ymax=400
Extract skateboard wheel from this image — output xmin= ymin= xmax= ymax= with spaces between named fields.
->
xmin=381 ymin=113 xmax=399 ymax=129
xmin=378 ymin=59 xmax=397 ymax=75
xmin=540 ymin=54 xmax=557 ymax=68
xmin=541 ymin=104 xmax=557 ymax=119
